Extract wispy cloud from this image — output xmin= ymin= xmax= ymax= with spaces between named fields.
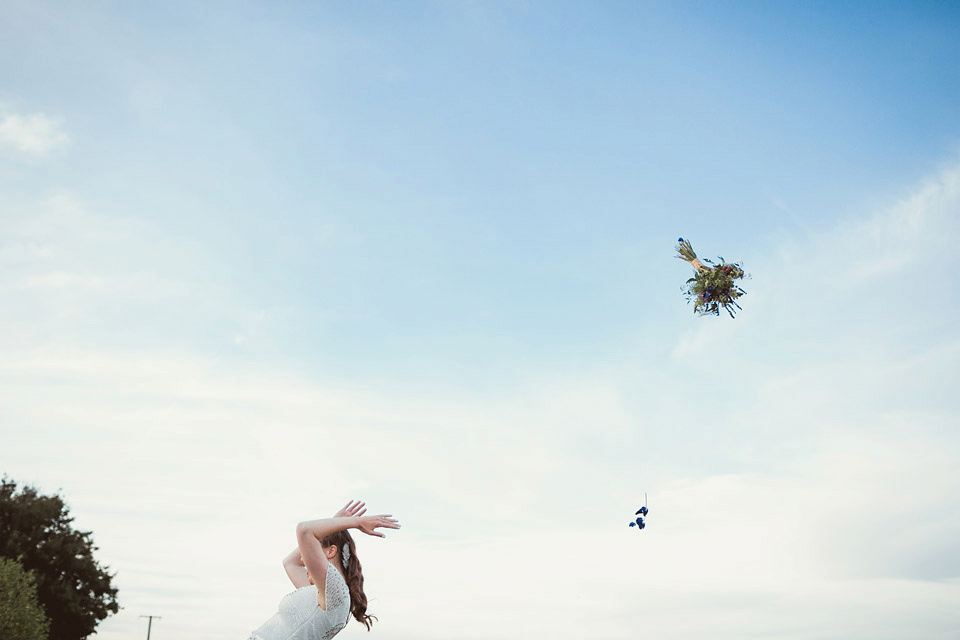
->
xmin=0 ymin=110 xmax=70 ymax=156
xmin=3 ymin=154 xmax=960 ymax=638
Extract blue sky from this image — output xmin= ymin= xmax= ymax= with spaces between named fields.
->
xmin=2 ymin=2 xmax=960 ymax=639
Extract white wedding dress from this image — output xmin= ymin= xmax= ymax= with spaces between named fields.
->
xmin=248 ymin=561 xmax=350 ymax=640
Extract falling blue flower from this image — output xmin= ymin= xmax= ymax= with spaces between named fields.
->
xmin=629 ymin=495 xmax=649 ymax=531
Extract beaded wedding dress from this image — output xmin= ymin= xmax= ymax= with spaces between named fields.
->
xmin=248 ymin=561 xmax=350 ymax=640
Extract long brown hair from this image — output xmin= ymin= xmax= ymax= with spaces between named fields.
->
xmin=321 ymin=529 xmax=376 ymax=630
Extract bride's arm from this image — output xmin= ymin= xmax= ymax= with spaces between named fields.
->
xmin=282 ymin=547 xmax=309 ymax=589
xmin=283 ymin=501 xmax=366 ymax=588
xmin=296 ymin=513 xmax=401 ymax=590
xmin=295 ymin=517 xmax=359 ymax=592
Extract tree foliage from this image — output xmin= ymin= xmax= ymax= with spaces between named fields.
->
xmin=0 ymin=477 xmax=119 ymax=640
xmin=0 ymin=556 xmax=50 ymax=640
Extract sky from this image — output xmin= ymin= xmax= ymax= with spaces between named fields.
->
xmin=2 ymin=1 xmax=960 ymax=638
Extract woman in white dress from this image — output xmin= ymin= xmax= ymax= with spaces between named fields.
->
xmin=248 ymin=500 xmax=400 ymax=640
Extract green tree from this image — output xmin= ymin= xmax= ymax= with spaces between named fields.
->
xmin=0 ymin=477 xmax=119 ymax=640
xmin=0 ymin=556 xmax=50 ymax=640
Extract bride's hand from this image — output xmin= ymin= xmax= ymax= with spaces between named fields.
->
xmin=356 ymin=514 xmax=401 ymax=538
xmin=334 ymin=500 xmax=367 ymax=519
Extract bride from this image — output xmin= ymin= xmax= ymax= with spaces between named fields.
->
xmin=248 ymin=500 xmax=400 ymax=640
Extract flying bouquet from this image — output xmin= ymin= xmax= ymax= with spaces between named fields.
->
xmin=676 ymin=237 xmax=747 ymax=318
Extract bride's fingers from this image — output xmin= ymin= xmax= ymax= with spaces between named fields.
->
xmin=344 ymin=501 xmax=363 ymax=515
xmin=375 ymin=518 xmax=400 ymax=529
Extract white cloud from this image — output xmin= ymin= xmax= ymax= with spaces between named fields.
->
xmin=0 ymin=193 xmax=237 ymax=355
xmin=17 ymin=271 xmax=106 ymax=290
xmin=831 ymin=163 xmax=959 ymax=288
xmin=4 ymin=324 xmax=958 ymax=639
xmin=0 ymin=110 xmax=70 ymax=156
xmin=3 ymin=159 xmax=960 ymax=639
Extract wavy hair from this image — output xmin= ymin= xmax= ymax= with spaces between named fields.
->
xmin=320 ymin=529 xmax=376 ymax=630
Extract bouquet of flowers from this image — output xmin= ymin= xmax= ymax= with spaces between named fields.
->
xmin=675 ymin=237 xmax=747 ymax=318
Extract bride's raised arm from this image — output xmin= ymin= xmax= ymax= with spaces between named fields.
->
xmin=295 ymin=511 xmax=400 ymax=592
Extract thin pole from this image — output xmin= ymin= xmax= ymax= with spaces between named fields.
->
xmin=140 ymin=615 xmax=162 ymax=640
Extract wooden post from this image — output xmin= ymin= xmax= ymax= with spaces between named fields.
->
xmin=140 ymin=615 xmax=162 ymax=640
